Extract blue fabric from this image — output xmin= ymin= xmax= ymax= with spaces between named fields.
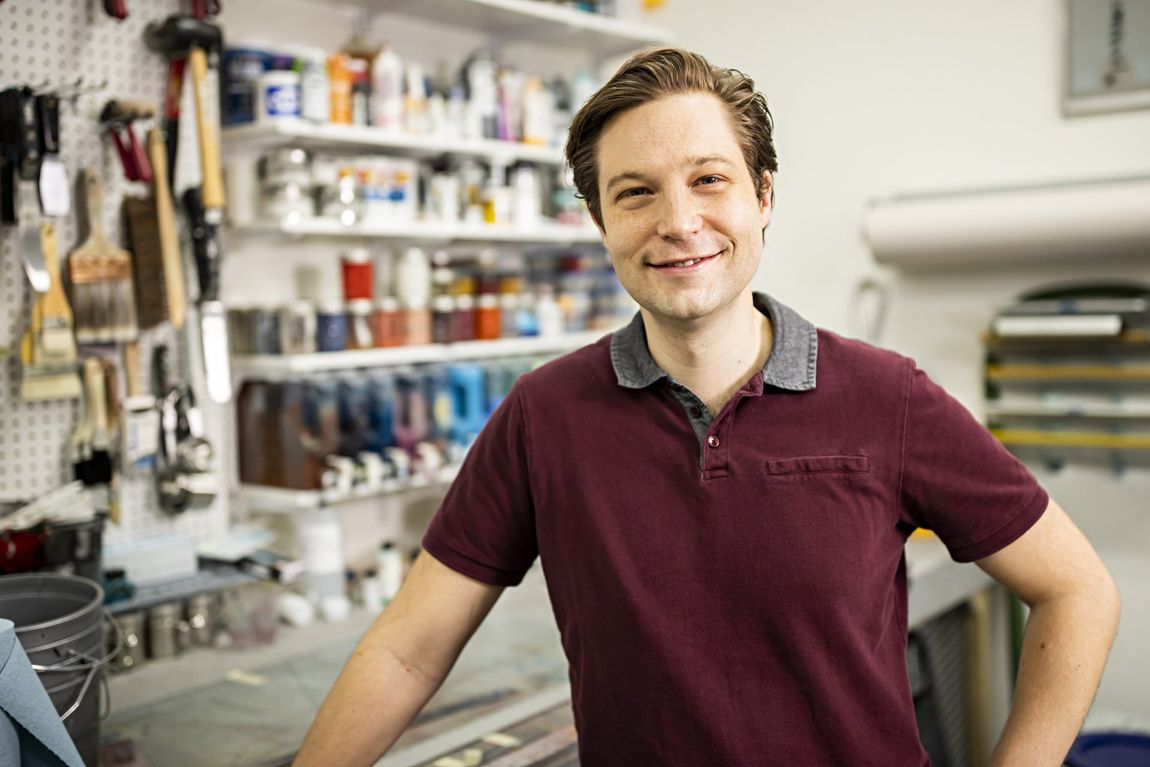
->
xmin=0 ymin=619 xmax=86 ymax=767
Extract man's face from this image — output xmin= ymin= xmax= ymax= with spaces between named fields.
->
xmin=595 ymin=91 xmax=771 ymax=325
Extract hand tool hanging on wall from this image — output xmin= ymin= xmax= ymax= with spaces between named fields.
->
xmin=0 ymin=87 xmax=49 ymax=293
xmin=152 ymin=345 xmax=217 ymax=514
xmin=9 ymin=87 xmax=81 ymax=400
xmin=73 ymin=357 xmax=115 ymax=486
xmin=122 ymin=127 xmax=187 ymax=330
xmin=35 ymin=92 xmax=70 ymax=218
xmin=148 ymin=127 xmax=186 ymax=329
xmin=144 ymin=16 xmax=225 ymax=208
xmin=19 ymin=222 xmax=82 ymax=401
xmin=184 ymin=186 xmax=231 ymax=403
xmin=68 ymin=168 xmax=139 ymax=344
xmin=98 ymin=100 xmax=153 ymax=183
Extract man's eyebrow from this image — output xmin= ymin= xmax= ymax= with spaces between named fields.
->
xmin=605 ymin=171 xmax=650 ymax=194
xmin=686 ymin=155 xmax=736 ymax=168
xmin=604 ymin=156 xmax=738 ymax=194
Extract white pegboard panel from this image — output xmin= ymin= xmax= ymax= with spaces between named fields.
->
xmin=0 ymin=0 xmax=230 ymax=548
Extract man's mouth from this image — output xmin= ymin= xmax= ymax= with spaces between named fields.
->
xmin=650 ymin=251 xmax=721 ymax=269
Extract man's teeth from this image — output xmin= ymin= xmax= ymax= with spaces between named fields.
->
xmin=665 ymin=257 xmax=704 ymax=268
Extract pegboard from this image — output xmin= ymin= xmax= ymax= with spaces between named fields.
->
xmin=0 ymin=0 xmax=230 ymax=548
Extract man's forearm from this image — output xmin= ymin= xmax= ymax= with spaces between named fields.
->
xmin=292 ymin=622 xmax=443 ymax=767
xmin=990 ymin=589 xmax=1120 ymax=767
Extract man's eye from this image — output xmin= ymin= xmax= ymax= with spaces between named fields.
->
xmin=696 ymin=175 xmax=723 ymax=186
xmin=618 ymin=188 xmax=648 ymax=200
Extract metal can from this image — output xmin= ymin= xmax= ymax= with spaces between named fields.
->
xmin=279 ymin=301 xmax=317 ymax=354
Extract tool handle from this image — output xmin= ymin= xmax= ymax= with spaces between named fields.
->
xmin=40 ymin=221 xmax=59 ymax=278
xmin=188 ymin=47 xmax=225 ymax=212
xmin=82 ymin=169 xmax=106 ymax=241
xmin=123 ymin=340 xmax=141 ymax=397
xmin=104 ymin=0 xmax=128 ymax=20
xmin=108 ymin=127 xmax=139 ymax=182
xmin=147 ymin=127 xmax=186 ymax=329
xmin=84 ymin=358 xmax=110 ymax=448
xmin=127 ymin=124 xmax=152 ymax=184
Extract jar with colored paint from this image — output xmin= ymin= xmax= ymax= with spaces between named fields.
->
xmin=431 ymin=295 xmax=455 ymax=345
xmin=316 ymin=302 xmax=349 ymax=352
xmin=341 ymin=248 xmax=374 ymax=301
xmin=475 ymin=293 xmax=501 ymax=341
xmin=371 ymin=297 xmax=404 ymax=348
xmin=452 ymin=295 xmax=476 ymax=343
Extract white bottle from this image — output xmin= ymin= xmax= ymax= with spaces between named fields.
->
xmin=536 ymin=284 xmax=564 ymax=337
xmin=372 ymin=44 xmax=404 ymax=132
xmin=294 ymin=45 xmax=330 ymax=123
xmin=360 ymin=569 xmax=383 ymax=613
xmin=404 ymin=62 xmax=428 ymax=134
xmin=395 ymin=247 xmax=431 ymax=310
xmin=377 ymin=542 xmax=404 ymax=605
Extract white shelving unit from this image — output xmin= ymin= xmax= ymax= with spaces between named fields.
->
xmin=232 ymin=330 xmax=610 ymax=379
xmin=234 ymin=218 xmax=602 ymax=245
xmin=224 ymin=120 xmax=566 ymax=165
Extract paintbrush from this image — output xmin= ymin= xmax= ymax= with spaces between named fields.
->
xmin=68 ymin=168 xmax=138 ymax=343
xmin=19 ymin=222 xmax=82 ymax=401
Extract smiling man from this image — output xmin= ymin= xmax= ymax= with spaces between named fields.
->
xmin=294 ymin=48 xmax=1119 ymax=767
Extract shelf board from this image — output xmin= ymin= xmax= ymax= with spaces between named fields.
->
xmin=232 ymin=330 xmax=610 ymax=378
xmin=240 ymin=464 xmax=462 ymax=510
xmin=235 ymin=217 xmax=602 ymax=245
xmin=986 ymin=401 xmax=1150 ymax=420
xmin=983 ymin=329 xmax=1150 ymax=348
xmin=354 ymin=0 xmax=672 ymax=56
xmin=107 ymin=567 xmax=257 ymax=616
xmin=986 ymin=364 xmax=1150 ymax=382
xmin=992 ymin=428 xmax=1150 ymax=451
xmin=224 ymin=120 xmax=566 ymax=165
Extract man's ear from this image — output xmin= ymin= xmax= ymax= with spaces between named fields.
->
xmin=759 ymin=171 xmax=773 ymax=226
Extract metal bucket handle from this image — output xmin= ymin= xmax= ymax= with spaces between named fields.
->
xmin=29 ymin=610 xmax=122 ymax=721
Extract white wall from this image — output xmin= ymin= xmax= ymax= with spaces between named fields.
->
xmin=650 ymin=0 xmax=1150 ymax=723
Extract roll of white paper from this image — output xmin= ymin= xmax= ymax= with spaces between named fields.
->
xmin=864 ymin=177 xmax=1150 ymax=267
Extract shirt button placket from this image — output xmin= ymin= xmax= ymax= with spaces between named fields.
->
xmin=703 ymin=431 xmax=727 ymax=476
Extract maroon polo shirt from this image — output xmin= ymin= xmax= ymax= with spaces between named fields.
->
xmin=422 ymin=293 xmax=1048 ymax=766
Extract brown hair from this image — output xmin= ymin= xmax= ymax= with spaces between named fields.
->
xmin=565 ymin=47 xmax=778 ymax=228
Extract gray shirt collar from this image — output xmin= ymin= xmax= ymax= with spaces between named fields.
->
xmin=609 ymin=292 xmax=818 ymax=392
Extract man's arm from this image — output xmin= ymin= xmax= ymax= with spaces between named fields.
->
xmin=975 ymin=498 xmax=1120 ymax=767
xmin=293 ymin=551 xmax=505 ymax=767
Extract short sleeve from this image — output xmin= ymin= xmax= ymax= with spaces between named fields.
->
xmin=421 ymin=381 xmax=538 ymax=586
xmin=898 ymin=362 xmax=1048 ymax=562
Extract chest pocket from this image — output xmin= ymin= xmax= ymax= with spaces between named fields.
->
xmin=765 ymin=454 xmax=870 ymax=477
xmin=761 ymin=454 xmax=879 ymax=600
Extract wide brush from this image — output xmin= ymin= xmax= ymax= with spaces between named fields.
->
xmin=68 ymin=168 xmax=139 ymax=344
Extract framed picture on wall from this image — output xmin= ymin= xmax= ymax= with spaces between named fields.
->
xmin=1063 ymin=0 xmax=1150 ymax=115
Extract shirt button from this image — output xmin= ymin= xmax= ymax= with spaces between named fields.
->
xmin=690 ymin=407 xmax=702 ymax=418
xmin=707 ymin=435 xmax=720 ymax=448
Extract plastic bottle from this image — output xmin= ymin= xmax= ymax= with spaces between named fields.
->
xmin=536 ymin=284 xmax=564 ymax=337
xmin=372 ymin=44 xmax=405 ymax=132
xmin=361 ymin=569 xmax=383 ymax=612
xmin=293 ymin=46 xmax=330 ymax=123
xmin=404 ymin=63 xmax=429 ymax=134
xmin=521 ymin=75 xmax=554 ymax=147
xmin=377 ymin=542 xmax=404 ymax=605
xmin=465 ymin=50 xmax=499 ymax=140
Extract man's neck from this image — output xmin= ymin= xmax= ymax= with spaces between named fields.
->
xmin=642 ymin=291 xmax=773 ymax=417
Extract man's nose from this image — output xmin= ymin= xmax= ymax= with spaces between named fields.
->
xmin=655 ymin=188 xmax=703 ymax=241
